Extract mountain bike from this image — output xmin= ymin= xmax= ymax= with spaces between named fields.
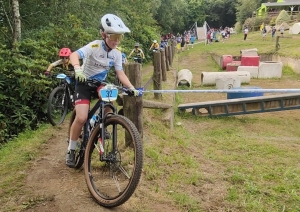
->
xmin=47 ymin=73 xmax=75 ymax=126
xmin=133 ymin=56 xmax=143 ymax=64
xmin=68 ymin=79 xmax=143 ymax=207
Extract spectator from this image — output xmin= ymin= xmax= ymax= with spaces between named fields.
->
xmin=243 ymin=27 xmax=249 ymax=41
xmin=280 ymin=25 xmax=284 ymax=37
xmin=262 ymin=26 xmax=267 ymax=41
xmin=180 ymin=35 xmax=186 ymax=51
xmin=271 ymin=26 xmax=276 ymax=41
xmin=189 ymin=36 xmax=195 ymax=49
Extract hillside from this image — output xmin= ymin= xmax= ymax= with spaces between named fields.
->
xmin=1 ymin=34 xmax=300 ymax=211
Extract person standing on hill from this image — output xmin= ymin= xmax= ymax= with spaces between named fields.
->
xmin=280 ymin=25 xmax=284 ymax=37
xmin=189 ymin=36 xmax=195 ymax=49
xmin=271 ymin=26 xmax=276 ymax=41
xmin=180 ymin=34 xmax=186 ymax=51
xmin=243 ymin=27 xmax=249 ymax=41
xmin=262 ymin=26 xmax=267 ymax=41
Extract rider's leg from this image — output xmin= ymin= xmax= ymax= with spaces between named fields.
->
xmin=69 ymin=104 xmax=89 ymax=144
xmin=66 ymin=83 xmax=92 ymax=167
xmin=66 ymin=104 xmax=89 ymax=167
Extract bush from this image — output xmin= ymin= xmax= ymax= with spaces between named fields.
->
xmin=234 ymin=22 xmax=242 ymax=33
xmin=243 ymin=16 xmax=271 ymax=31
xmin=269 ymin=16 xmax=277 ymax=26
xmin=275 ymin=10 xmax=290 ymax=25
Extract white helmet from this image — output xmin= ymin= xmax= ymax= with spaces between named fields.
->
xmin=153 ymin=40 xmax=157 ymax=43
xmin=101 ymin=14 xmax=130 ymax=34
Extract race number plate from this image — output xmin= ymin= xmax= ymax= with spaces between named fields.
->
xmin=99 ymin=85 xmax=118 ymax=102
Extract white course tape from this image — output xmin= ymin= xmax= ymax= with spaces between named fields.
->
xmin=143 ymin=89 xmax=300 ymax=93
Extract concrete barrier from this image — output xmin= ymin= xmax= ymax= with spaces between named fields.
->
xmin=240 ymin=48 xmax=258 ymax=56
xmin=201 ymin=71 xmax=250 ymax=85
xmin=226 ymin=63 xmax=240 ymax=72
xmin=215 ymin=76 xmax=241 ymax=89
xmin=258 ymin=61 xmax=283 ymax=78
xmin=177 ymin=69 xmax=193 ymax=87
xmin=237 ymin=66 xmax=259 ymax=78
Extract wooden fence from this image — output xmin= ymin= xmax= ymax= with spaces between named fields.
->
xmin=119 ymin=41 xmax=177 ymax=137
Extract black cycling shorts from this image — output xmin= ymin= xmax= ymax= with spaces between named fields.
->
xmin=74 ymin=83 xmax=103 ymax=105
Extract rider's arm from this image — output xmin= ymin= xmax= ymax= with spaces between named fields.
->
xmin=46 ymin=59 xmax=63 ymax=72
xmin=69 ymin=52 xmax=81 ymax=68
xmin=149 ymin=43 xmax=153 ymax=50
xmin=128 ymin=49 xmax=135 ymax=58
xmin=116 ymin=70 xmax=134 ymax=89
xmin=140 ymin=49 xmax=145 ymax=59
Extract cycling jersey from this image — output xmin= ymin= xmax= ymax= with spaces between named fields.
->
xmin=130 ymin=48 xmax=144 ymax=57
xmin=50 ymin=60 xmax=74 ymax=71
xmin=76 ymin=40 xmax=123 ymax=82
xmin=150 ymin=42 xmax=159 ymax=50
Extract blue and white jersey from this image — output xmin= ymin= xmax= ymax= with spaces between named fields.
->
xmin=76 ymin=40 xmax=123 ymax=81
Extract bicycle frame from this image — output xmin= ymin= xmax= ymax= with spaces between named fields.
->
xmin=82 ymin=97 xmax=118 ymax=161
xmin=56 ymin=74 xmax=75 ymax=108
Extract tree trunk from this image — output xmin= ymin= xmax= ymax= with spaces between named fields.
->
xmin=12 ymin=0 xmax=21 ymax=43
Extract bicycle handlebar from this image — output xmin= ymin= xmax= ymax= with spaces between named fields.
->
xmin=86 ymin=79 xmax=136 ymax=96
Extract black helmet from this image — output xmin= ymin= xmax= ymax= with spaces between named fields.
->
xmin=134 ymin=42 xmax=139 ymax=47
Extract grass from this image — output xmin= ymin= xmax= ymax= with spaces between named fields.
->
xmin=0 ymin=123 xmax=57 ymax=210
xmin=1 ymin=28 xmax=300 ymax=211
xmin=196 ymin=30 xmax=300 ymax=58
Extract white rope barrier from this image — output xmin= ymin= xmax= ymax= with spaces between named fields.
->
xmin=143 ymin=89 xmax=300 ymax=93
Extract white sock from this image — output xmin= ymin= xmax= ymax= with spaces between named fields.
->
xmin=68 ymin=140 xmax=78 ymax=151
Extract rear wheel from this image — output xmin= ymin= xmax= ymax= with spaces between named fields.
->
xmin=68 ymin=110 xmax=85 ymax=169
xmin=47 ymin=86 xmax=68 ymax=126
xmin=84 ymin=115 xmax=143 ymax=207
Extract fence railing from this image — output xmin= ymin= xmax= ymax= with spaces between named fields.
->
xmin=119 ymin=40 xmax=177 ymax=136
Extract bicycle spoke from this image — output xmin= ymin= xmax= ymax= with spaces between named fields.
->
xmin=118 ymin=165 xmax=130 ymax=179
xmin=112 ymin=173 xmax=121 ymax=193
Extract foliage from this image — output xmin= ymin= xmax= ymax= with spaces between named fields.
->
xmin=243 ymin=16 xmax=271 ymax=30
xmin=234 ymin=22 xmax=242 ymax=33
xmin=275 ymin=10 xmax=290 ymax=25
xmin=0 ymin=46 xmax=53 ymax=142
xmin=269 ymin=16 xmax=277 ymax=26
xmin=236 ymin=0 xmax=263 ymax=25
xmin=203 ymin=0 xmax=237 ymax=28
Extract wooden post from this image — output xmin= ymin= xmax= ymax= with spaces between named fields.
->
xmin=172 ymin=42 xmax=176 ymax=59
xmin=160 ymin=49 xmax=167 ymax=81
xmin=153 ymin=51 xmax=162 ymax=99
xmin=168 ymin=45 xmax=172 ymax=66
xmin=165 ymin=46 xmax=170 ymax=71
xmin=124 ymin=63 xmax=143 ymax=138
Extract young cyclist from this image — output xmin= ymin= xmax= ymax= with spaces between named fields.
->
xmin=66 ymin=14 xmax=139 ymax=168
xmin=128 ymin=43 xmax=145 ymax=63
xmin=149 ymin=40 xmax=159 ymax=52
xmin=44 ymin=48 xmax=73 ymax=75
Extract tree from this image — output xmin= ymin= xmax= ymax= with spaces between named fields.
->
xmin=236 ymin=0 xmax=263 ymax=25
xmin=12 ymin=0 xmax=20 ymax=43
xmin=203 ymin=0 xmax=237 ymax=28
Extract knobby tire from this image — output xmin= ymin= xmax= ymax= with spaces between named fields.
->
xmin=47 ymin=86 xmax=68 ymax=126
xmin=84 ymin=114 xmax=143 ymax=207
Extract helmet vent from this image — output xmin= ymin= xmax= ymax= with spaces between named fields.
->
xmin=106 ymin=18 xmax=111 ymax=27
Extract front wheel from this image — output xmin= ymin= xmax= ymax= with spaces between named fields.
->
xmin=47 ymin=86 xmax=68 ymax=126
xmin=84 ymin=115 xmax=143 ymax=207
